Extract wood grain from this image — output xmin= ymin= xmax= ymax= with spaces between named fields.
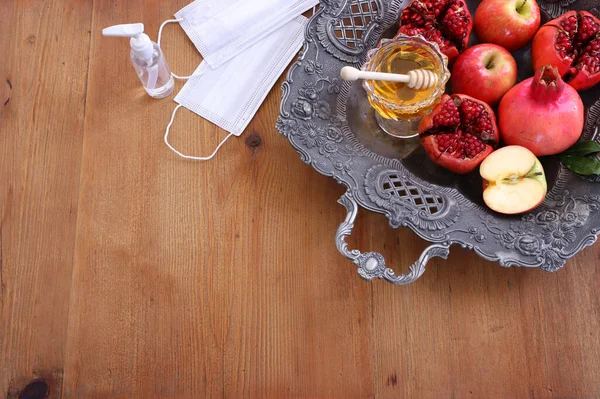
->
xmin=1 ymin=0 xmax=600 ymax=398
xmin=0 ymin=0 xmax=92 ymax=396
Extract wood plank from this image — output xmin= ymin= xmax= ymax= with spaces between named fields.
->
xmin=62 ymin=1 xmax=373 ymax=397
xmin=370 ymin=233 xmax=600 ymax=398
xmin=0 ymin=0 xmax=92 ymax=396
xmin=1 ymin=0 xmax=600 ymax=397
xmin=219 ymin=78 xmax=374 ymax=399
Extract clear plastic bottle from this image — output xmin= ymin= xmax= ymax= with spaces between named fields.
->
xmin=103 ymin=23 xmax=174 ymax=99
xmin=130 ymin=42 xmax=174 ymax=99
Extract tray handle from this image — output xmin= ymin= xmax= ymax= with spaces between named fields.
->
xmin=336 ymin=192 xmax=451 ymax=285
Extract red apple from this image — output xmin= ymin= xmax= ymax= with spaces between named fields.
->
xmin=480 ymin=146 xmax=547 ymax=215
xmin=474 ymin=0 xmax=541 ymax=52
xmin=451 ymin=44 xmax=517 ymax=106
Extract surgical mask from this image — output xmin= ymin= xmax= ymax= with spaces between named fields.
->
xmin=174 ymin=0 xmax=317 ymax=69
xmin=163 ymin=16 xmax=308 ymax=160
xmin=157 ymin=0 xmax=316 ymax=160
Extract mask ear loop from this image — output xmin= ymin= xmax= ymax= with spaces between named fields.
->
xmin=164 ymin=104 xmax=234 ymax=161
xmin=158 ymin=18 xmax=233 ymax=160
xmin=157 ymin=18 xmax=199 ymax=80
xmin=157 ymin=19 xmax=181 ymax=48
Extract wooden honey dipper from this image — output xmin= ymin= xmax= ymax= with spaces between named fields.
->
xmin=340 ymin=66 xmax=439 ymax=90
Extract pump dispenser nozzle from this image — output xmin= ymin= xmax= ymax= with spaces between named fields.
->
xmin=102 ymin=23 xmax=154 ymax=62
xmin=102 ymin=22 xmax=174 ymax=98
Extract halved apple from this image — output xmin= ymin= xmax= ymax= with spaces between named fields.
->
xmin=480 ymin=146 xmax=547 ymax=215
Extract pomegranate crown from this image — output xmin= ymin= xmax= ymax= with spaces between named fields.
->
xmin=532 ymin=65 xmax=565 ymax=94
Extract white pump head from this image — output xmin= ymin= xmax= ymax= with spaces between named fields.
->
xmin=102 ymin=23 xmax=154 ymax=62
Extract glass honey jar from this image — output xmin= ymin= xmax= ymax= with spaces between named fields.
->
xmin=362 ymin=35 xmax=450 ymax=138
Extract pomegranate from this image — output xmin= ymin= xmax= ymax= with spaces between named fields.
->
xmin=532 ymin=10 xmax=600 ymax=91
xmin=398 ymin=0 xmax=473 ymax=63
xmin=498 ymin=65 xmax=584 ymax=156
xmin=419 ymin=94 xmax=499 ymax=174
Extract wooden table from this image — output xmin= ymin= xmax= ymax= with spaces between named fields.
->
xmin=1 ymin=1 xmax=599 ymax=397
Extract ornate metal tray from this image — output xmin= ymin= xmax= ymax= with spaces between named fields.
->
xmin=276 ymin=0 xmax=600 ymax=285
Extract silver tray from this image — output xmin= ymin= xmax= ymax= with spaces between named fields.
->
xmin=276 ymin=0 xmax=600 ymax=285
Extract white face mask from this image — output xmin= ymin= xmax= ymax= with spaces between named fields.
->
xmin=175 ymin=0 xmax=317 ymax=69
xmin=162 ymin=16 xmax=309 ymax=160
xmin=157 ymin=0 xmax=317 ymax=161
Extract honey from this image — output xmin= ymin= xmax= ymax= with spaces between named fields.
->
xmin=362 ymin=35 xmax=450 ymax=138
xmin=366 ymin=42 xmax=442 ymax=120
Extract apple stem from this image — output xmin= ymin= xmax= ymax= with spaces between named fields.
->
xmin=502 ymin=175 xmax=522 ymax=184
xmin=501 ymin=172 xmax=542 ymax=185
xmin=516 ymin=0 xmax=528 ymax=14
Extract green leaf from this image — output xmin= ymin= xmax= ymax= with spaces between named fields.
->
xmin=563 ymin=141 xmax=600 ymax=157
xmin=560 ymin=154 xmax=600 ymax=176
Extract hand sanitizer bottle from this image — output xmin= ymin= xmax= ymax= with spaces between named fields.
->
xmin=103 ymin=23 xmax=174 ymax=99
